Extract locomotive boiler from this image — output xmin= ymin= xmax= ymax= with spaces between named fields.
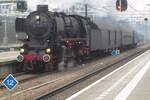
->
xmin=15 ymin=5 xmax=138 ymax=72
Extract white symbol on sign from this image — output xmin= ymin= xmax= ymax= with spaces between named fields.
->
xmin=7 ymin=80 xmax=14 ymax=86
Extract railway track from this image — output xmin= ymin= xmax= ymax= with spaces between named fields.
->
xmin=0 ymin=72 xmax=52 ymax=89
xmin=36 ymin=45 xmax=149 ymax=100
xmin=0 ymin=72 xmax=26 ymax=88
xmin=0 ymin=44 xmax=149 ymax=100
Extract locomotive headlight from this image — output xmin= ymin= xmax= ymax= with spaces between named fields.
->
xmin=36 ymin=15 xmax=40 ymax=20
xmin=46 ymin=48 xmax=51 ymax=54
xmin=20 ymin=48 xmax=25 ymax=53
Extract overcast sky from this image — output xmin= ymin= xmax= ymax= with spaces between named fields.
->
xmin=26 ymin=0 xmax=150 ymax=10
xmin=26 ymin=0 xmax=150 ymax=18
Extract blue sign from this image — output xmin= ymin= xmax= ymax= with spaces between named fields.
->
xmin=111 ymin=50 xmax=118 ymax=56
xmin=2 ymin=74 xmax=18 ymax=91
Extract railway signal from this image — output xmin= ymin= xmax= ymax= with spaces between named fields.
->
xmin=144 ymin=18 xmax=148 ymax=42
xmin=16 ymin=0 xmax=27 ymax=12
xmin=116 ymin=0 xmax=128 ymax=12
xmin=144 ymin=18 xmax=148 ymax=21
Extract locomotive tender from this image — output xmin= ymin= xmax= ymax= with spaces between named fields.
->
xmin=16 ymin=5 xmax=138 ymax=72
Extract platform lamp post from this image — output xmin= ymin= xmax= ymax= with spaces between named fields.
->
xmin=2 ymin=16 xmax=8 ymax=45
xmin=83 ymin=0 xmax=88 ymax=18
xmin=144 ymin=18 xmax=148 ymax=43
xmin=16 ymin=34 xmax=18 ymax=43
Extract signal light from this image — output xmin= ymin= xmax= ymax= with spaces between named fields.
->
xmin=116 ymin=0 xmax=128 ymax=12
xmin=144 ymin=18 xmax=148 ymax=21
xmin=17 ymin=1 xmax=27 ymax=12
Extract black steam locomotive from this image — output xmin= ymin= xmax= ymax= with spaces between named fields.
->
xmin=16 ymin=5 xmax=138 ymax=72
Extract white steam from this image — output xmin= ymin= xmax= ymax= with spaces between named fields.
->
xmin=26 ymin=0 xmax=83 ymax=11
xmin=26 ymin=0 xmax=109 ymax=12
xmin=26 ymin=0 xmax=49 ymax=11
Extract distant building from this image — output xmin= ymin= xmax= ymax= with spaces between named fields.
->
xmin=0 ymin=1 xmax=19 ymax=44
xmin=0 ymin=3 xmax=16 ymax=13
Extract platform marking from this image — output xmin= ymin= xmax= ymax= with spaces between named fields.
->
xmin=114 ymin=59 xmax=150 ymax=100
xmin=94 ymin=59 xmax=146 ymax=100
xmin=66 ymin=50 xmax=150 ymax=100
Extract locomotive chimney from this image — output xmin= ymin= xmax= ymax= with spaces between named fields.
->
xmin=37 ymin=5 xmax=48 ymax=12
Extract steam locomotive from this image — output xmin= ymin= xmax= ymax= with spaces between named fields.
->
xmin=16 ymin=5 xmax=138 ymax=72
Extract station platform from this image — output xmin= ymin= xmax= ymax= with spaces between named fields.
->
xmin=0 ymin=51 xmax=19 ymax=78
xmin=0 ymin=51 xmax=19 ymax=63
xmin=67 ymin=50 xmax=150 ymax=100
xmin=0 ymin=44 xmax=22 ymax=48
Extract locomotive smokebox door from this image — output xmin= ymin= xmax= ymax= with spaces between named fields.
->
xmin=37 ymin=5 xmax=48 ymax=12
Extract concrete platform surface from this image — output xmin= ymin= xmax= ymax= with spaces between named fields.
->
xmin=0 ymin=51 xmax=19 ymax=63
xmin=67 ymin=50 xmax=150 ymax=100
